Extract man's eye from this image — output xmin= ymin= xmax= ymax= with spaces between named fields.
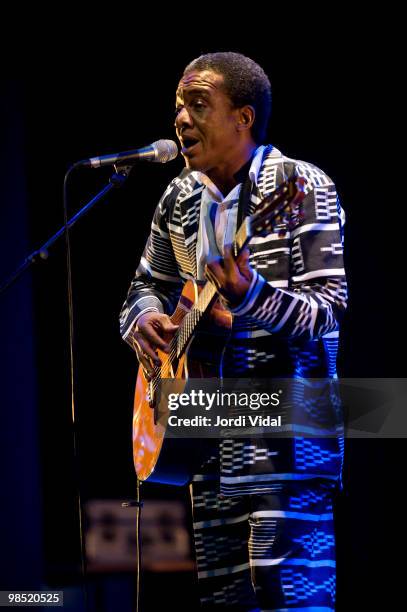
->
xmin=174 ymin=100 xmax=205 ymax=117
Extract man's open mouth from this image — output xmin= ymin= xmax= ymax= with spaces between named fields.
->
xmin=181 ymin=137 xmax=200 ymax=154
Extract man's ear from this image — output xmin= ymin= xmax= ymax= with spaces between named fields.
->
xmin=236 ymin=105 xmax=255 ymax=131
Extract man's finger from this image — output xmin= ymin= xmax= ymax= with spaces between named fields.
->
xmin=223 ymin=244 xmax=239 ymax=275
xmin=235 ymin=248 xmax=252 ymax=278
xmin=236 ymin=247 xmax=250 ymax=265
xmin=135 ymin=334 xmax=162 ymax=367
xmin=204 ymin=264 xmax=224 ymax=289
xmin=139 ymin=323 xmax=171 ymax=352
xmin=160 ymin=319 xmax=179 ymax=333
xmin=140 ymin=357 xmax=154 ymax=381
xmin=205 ymin=257 xmax=226 ymax=285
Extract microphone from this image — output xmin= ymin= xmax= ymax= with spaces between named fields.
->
xmin=75 ymin=139 xmax=178 ymax=168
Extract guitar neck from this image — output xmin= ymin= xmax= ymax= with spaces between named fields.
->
xmin=176 ymin=218 xmax=250 ymax=356
xmin=196 ymin=219 xmax=250 ymax=312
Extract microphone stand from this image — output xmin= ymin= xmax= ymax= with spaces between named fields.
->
xmin=1 ymin=160 xmax=143 ymax=611
xmin=0 ymin=163 xmax=132 ymax=295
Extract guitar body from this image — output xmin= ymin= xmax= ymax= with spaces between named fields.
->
xmin=132 ymin=279 xmax=232 ymax=485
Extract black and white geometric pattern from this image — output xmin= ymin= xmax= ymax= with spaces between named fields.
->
xmin=119 ymin=144 xmax=347 ymax=496
xmin=220 ymin=440 xmax=279 ymax=475
xmin=315 ymin=186 xmax=340 ymax=221
xmin=256 ymin=153 xmax=279 ymax=195
xmin=292 ymin=235 xmax=305 ymax=274
xmin=321 ymin=242 xmax=344 ymax=256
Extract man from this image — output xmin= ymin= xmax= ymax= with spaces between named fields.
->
xmin=120 ymin=52 xmax=347 ymax=611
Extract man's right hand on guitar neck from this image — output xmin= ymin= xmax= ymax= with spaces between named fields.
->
xmin=131 ymin=312 xmax=179 ymax=380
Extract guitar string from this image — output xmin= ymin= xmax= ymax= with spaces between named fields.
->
xmin=149 ymin=289 xmax=210 ymax=391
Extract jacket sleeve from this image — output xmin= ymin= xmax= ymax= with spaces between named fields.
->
xmin=119 ymin=180 xmax=183 ymax=349
xmin=230 ymin=163 xmax=347 ymax=339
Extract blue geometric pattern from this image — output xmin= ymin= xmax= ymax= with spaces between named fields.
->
xmin=289 ymin=490 xmax=333 ymax=511
xmin=293 ymin=529 xmax=335 ymax=556
xmin=295 ymin=438 xmax=341 ymax=471
xmin=281 ymin=569 xmax=336 ymax=604
xmin=191 ymin=462 xmax=337 ymax=610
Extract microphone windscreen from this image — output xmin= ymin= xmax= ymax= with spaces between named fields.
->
xmin=153 ymin=139 xmax=179 ymax=163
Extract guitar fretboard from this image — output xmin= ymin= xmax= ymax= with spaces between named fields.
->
xmin=176 ymin=218 xmax=250 ymax=357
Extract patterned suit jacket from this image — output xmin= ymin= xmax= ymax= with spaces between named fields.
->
xmin=120 ymin=145 xmax=347 ymax=496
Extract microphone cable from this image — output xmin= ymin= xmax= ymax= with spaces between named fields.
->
xmin=63 ymin=165 xmax=90 ymax=612
xmin=122 ymin=479 xmax=143 ymax=612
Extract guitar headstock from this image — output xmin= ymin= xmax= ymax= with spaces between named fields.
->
xmin=249 ymin=176 xmax=306 ymax=238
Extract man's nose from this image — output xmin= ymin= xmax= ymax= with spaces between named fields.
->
xmin=175 ymin=106 xmax=193 ymax=130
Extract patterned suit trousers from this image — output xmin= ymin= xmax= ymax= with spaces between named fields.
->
xmin=190 ymin=455 xmax=337 ymax=611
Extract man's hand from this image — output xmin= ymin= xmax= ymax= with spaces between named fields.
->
xmin=131 ymin=312 xmax=178 ymax=380
xmin=204 ymin=245 xmax=253 ymax=308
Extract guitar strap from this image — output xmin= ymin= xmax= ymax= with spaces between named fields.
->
xmin=236 ymin=144 xmax=271 ymax=228
xmin=236 ymin=168 xmax=253 ymax=230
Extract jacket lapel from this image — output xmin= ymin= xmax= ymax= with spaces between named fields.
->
xmin=173 ymin=172 xmax=205 ymax=278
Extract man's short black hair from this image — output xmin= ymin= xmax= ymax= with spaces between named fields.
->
xmin=183 ymin=51 xmax=271 ymax=144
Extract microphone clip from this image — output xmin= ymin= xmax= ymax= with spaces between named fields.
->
xmin=110 ymin=164 xmax=133 ymax=187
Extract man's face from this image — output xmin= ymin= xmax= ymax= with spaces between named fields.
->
xmin=175 ymin=69 xmax=241 ymax=173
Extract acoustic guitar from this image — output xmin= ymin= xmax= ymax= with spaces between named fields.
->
xmin=132 ymin=176 xmax=305 ymax=485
